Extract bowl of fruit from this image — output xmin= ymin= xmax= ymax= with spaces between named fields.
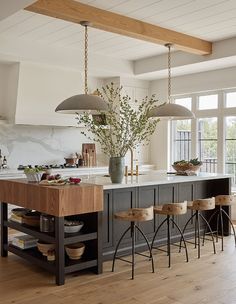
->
xmin=24 ymin=167 xmax=45 ymax=182
xmin=172 ymin=158 xmax=202 ymax=175
xmin=69 ymin=177 xmax=81 ymax=185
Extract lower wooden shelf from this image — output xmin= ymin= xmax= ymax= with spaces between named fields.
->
xmin=8 ymin=244 xmax=98 ymax=275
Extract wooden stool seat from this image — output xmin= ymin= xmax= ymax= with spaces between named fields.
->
xmin=114 ymin=206 xmax=153 ymax=222
xmin=181 ymin=197 xmax=216 ymax=258
xmin=187 ymin=197 xmax=215 ymax=211
xmin=151 ymin=201 xmax=189 ymax=267
xmin=112 ymin=206 xmax=154 ymax=279
xmin=215 ymin=195 xmax=236 ymax=206
xmin=203 ymin=194 xmax=236 ymax=251
xmin=154 ymin=202 xmax=187 ymax=216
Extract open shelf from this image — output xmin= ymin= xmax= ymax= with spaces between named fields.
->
xmin=8 ymin=245 xmax=56 ymax=274
xmin=8 ymin=244 xmax=97 ymax=275
xmin=6 ymin=221 xmax=55 ymax=243
xmin=6 ymin=220 xmax=97 ymax=245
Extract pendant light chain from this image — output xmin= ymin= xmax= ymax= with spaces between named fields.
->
xmin=84 ymin=24 xmax=88 ymax=94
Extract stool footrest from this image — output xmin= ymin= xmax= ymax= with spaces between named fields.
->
xmin=116 ymin=256 xmax=133 ymax=264
xmin=135 ymin=251 xmax=151 ymax=259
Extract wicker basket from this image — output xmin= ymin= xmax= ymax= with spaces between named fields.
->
xmin=172 ymin=163 xmax=201 ymax=175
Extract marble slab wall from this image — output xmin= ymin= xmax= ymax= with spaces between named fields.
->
xmin=0 ymin=124 xmax=108 ymax=168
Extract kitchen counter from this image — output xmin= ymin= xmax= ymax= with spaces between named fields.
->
xmin=78 ymin=171 xmax=233 ymax=190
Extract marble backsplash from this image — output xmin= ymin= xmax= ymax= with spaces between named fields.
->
xmin=0 ymin=124 xmax=108 ymax=168
xmin=0 ymin=124 xmax=150 ymax=169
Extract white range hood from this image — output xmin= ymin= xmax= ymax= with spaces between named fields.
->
xmin=0 ymin=62 xmax=86 ymax=126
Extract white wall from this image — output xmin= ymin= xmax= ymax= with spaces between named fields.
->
xmin=150 ymin=66 xmax=236 ymax=170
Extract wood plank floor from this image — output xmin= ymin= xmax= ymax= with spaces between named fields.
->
xmin=1 ymin=236 xmax=236 ymax=304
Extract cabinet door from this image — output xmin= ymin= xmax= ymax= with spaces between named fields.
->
xmin=113 ymin=187 xmax=137 ymax=246
xmin=157 ymin=184 xmax=178 ymax=239
xmin=178 ymin=183 xmax=194 ymax=232
xmin=103 ymin=190 xmax=113 ymax=249
xmin=137 ymin=186 xmax=157 ymax=241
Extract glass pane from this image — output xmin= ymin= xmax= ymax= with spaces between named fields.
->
xmin=225 ymin=117 xmax=236 ymax=187
xmin=226 ymin=92 xmax=236 ymax=108
xmin=198 ymin=117 xmax=217 ymax=172
xmin=175 ymin=97 xmax=192 ymax=110
xmin=198 ymin=94 xmax=218 ymax=110
xmin=173 ymin=119 xmax=191 ymax=162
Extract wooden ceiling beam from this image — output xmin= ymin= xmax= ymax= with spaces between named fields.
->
xmin=25 ymin=0 xmax=212 ymax=55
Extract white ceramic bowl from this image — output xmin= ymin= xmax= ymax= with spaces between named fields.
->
xmin=64 ymin=221 xmax=84 ymax=234
xmin=25 ymin=172 xmax=44 ymax=182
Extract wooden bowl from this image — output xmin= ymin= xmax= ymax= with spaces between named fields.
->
xmin=37 ymin=241 xmax=55 ymax=256
xmin=22 ymin=211 xmax=40 ymax=227
xmin=172 ymin=163 xmax=202 ymax=175
xmin=65 ymin=242 xmax=85 ymax=260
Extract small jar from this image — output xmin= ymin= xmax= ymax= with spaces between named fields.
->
xmin=40 ymin=214 xmax=55 ymax=233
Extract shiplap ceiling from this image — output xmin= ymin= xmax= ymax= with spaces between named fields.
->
xmin=0 ymin=0 xmax=235 ymax=61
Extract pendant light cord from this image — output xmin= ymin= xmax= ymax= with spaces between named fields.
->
xmin=84 ymin=24 xmax=88 ymax=95
xmin=167 ymin=43 xmax=172 ymax=104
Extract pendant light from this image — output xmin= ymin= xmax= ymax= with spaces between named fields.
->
xmin=148 ymin=44 xmax=194 ymax=120
xmin=55 ymin=21 xmax=108 ymax=114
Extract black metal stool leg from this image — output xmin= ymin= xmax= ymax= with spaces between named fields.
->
xmin=131 ymin=221 xmax=135 ymax=279
xmin=222 ymin=209 xmax=236 ymax=247
xmin=196 ymin=211 xmax=200 ymax=259
xmin=112 ymin=225 xmax=131 ymax=272
xmin=199 ymin=213 xmax=216 ymax=254
xmin=136 ymin=225 xmax=154 ymax=273
xmin=171 ymin=218 xmax=189 ymax=263
xmin=216 ymin=213 xmax=220 ymax=242
xmin=219 ymin=207 xmax=224 ymax=251
xmin=167 ymin=215 xmax=171 ymax=267
xmin=179 ymin=212 xmax=196 ymax=252
xmin=202 ymin=208 xmax=219 ymax=246
xmin=151 ymin=217 xmax=168 ymax=250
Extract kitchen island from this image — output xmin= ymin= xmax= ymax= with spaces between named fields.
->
xmin=0 ymin=179 xmax=103 ymax=285
xmin=85 ymin=172 xmax=232 ymax=260
xmin=0 ymin=172 xmax=232 ymax=284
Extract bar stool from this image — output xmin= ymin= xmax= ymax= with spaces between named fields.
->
xmin=112 ymin=206 xmax=154 ymax=279
xmin=203 ymin=195 xmax=236 ymax=251
xmin=151 ymin=201 xmax=189 ymax=267
xmin=180 ymin=197 xmax=216 ymax=258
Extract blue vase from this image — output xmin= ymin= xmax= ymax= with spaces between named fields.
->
xmin=109 ymin=157 xmax=125 ymax=183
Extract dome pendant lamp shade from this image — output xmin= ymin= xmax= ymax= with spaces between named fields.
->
xmin=55 ymin=21 xmax=107 ymax=114
xmin=148 ymin=44 xmax=194 ymax=120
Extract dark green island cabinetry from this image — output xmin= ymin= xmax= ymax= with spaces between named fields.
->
xmin=102 ymin=177 xmax=231 ymax=260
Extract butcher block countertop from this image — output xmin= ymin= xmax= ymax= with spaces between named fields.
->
xmin=0 ymin=179 xmax=103 ymax=217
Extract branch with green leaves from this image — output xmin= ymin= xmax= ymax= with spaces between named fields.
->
xmin=76 ymin=83 xmax=160 ymax=157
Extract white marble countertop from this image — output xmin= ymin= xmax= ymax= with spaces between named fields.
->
xmin=0 ymin=165 xmax=154 ymax=180
xmin=82 ymin=171 xmax=232 ymax=190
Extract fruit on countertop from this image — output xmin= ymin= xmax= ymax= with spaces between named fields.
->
xmin=173 ymin=158 xmax=202 ymax=166
xmin=48 ymin=174 xmax=62 ymax=180
xmin=24 ymin=166 xmax=45 ymax=173
xmin=69 ymin=177 xmax=81 ymax=184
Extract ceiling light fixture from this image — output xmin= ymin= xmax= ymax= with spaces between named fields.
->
xmin=55 ymin=21 xmax=107 ymax=114
xmin=148 ymin=44 xmax=194 ymax=120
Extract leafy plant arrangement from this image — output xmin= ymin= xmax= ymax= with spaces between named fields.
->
xmin=77 ymin=83 xmax=160 ymax=157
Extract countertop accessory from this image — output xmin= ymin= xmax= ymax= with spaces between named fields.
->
xmin=37 ymin=241 xmax=55 ymax=256
xmin=148 ymin=44 xmax=194 ymax=120
xmin=172 ymin=158 xmax=202 ymax=175
xmin=64 ymin=220 xmax=84 ymax=233
xmin=65 ymin=242 xmax=85 ymax=260
xmin=55 ymin=21 xmax=107 ymax=114
xmin=40 ymin=214 xmax=55 ymax=233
